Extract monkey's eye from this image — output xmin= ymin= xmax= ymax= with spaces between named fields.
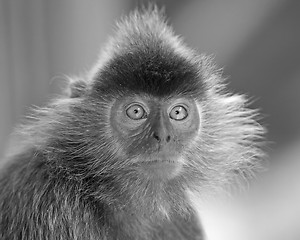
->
xmin=169 ymin=105 xmax=188 ymax=121
xmin=126 ymin=104 xmax=147 ymax=120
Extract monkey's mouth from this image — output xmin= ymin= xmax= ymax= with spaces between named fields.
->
xmin=145 ymin=159 xmax=175 ymax=164
xmin=138 ymin=157 xmax=183 ymax=179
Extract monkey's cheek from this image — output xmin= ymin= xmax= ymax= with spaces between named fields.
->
xmin=138 ymin=161 xmax=183 ymax=180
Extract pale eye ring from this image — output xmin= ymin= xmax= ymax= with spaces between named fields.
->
xmin=126 ymin=104 xmax=147 ymax=120
xmin=169 ymin=105 xmax=188 ymax=121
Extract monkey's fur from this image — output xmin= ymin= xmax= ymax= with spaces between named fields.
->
xmin=0 ymin=6 xmax=265 ymax=240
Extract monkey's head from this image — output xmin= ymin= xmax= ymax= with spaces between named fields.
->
xmin=24 ymin=7 xmax=264 ymax=214
xmin=89 ymin=26 xmax=203 ymax=181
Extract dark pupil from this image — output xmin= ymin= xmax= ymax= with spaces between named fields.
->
xmin=134 ymin=109 xmax=139 ymax=114
xmin=175 ymin=110 xmax=180 ymax=115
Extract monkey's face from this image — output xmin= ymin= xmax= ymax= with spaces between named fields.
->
xmin=109 ymin=95 xmax=200 ymax=180
xmin=85 ymin=45 xmax=205 ymax=182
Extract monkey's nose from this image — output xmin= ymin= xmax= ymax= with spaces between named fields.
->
xmin=152 ymin=132 xmax=171 ymax=143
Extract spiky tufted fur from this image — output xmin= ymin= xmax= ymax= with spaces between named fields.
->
xmin=0 ymin=5 xmax=265 ymax=240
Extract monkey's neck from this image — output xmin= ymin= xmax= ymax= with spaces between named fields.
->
xmin=104 ymin=179 xmax=196 ymax=239
xmin=100 ymin=174 xmax=192 ymax=220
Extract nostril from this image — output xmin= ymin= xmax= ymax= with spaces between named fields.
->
xmin=153 ymin=132 xmax=160 ymax=142
xmin=152 ymin=133 xmax=171 ymax=143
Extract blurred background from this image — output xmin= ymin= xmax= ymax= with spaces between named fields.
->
xmin=0 ymin=0 xmax=300 ymax=239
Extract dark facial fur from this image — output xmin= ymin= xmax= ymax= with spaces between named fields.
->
xmin=0 ymin=6 xmax=265 ymax=240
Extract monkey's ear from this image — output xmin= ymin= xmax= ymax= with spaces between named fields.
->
xmin=66 ymin=77 xmax=88 ymax=98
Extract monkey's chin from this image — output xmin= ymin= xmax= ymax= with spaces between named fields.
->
xmin=138 ymin=160 xmax=183 ymax=180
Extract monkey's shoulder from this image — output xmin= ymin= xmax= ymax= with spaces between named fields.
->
xmin=0 ymin=148 xmax=110 ymax=239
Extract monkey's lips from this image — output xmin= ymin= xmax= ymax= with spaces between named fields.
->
xmin=138 ymin=157 xmax=183 ymax=180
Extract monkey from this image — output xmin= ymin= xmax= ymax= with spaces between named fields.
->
xmin=0 ymin=5 xmax=265 ymax=240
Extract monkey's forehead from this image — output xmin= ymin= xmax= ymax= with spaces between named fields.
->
xmin=96 ymin=48 xmax=206 ymax=98
xmin=91 ymin=7 xmax=206 ymax=98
